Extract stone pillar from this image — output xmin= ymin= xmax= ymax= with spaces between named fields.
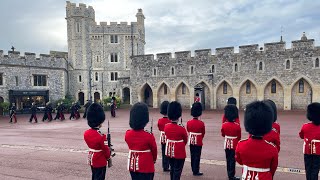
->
xmin=256 ymin=86 xmax=264 ymax=101
xmin=283 ymin=87 xmax=292 ymax=110
xmin=210 ymin=87 xmax=214 ymax=109
xmin=213 ymin=87 xmax=217 ymax=109
xmin=170 ymin=88 xmax=176 ymax=101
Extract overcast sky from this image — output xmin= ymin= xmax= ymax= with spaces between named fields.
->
xmin=0 ymin=0 xmax=319 ymax=55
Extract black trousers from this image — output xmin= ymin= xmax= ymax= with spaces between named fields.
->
xmin=29 ymin=113 xmax=37 ymax=122
xmin=304 ymin=154 xmax=320 ymax=180
xmin=42 ymin=112 xmax=48 ymax=121
xmin=225 ymin=149 xmax=236 ymax=179
xmin=169 ymin=158 xmax=185 ymax=180
xmin=190 ymin=145 xmax=202 ymax=174
xmin=91 ymin=166 xmax=106 ymax=180
xmin=9 ymin=112 xmax=16 ymax=122
xmin=130 ymin=172 xmax=154 ymax=180
xmin=69 ymin=111 xmax=75 ymax=120
xmin=83 ymin=108 xmax=88 ymax=118
xmin=161 ymin=144 xmax=170 ymax=170
xmin=54 ymin=112 xmax=60 ymax=120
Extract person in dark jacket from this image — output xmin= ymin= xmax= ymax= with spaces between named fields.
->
xmin=83 ymin=100 xmax=92 ymax=118
xmin=9 ymin=103 xmax=17 ymax=123
xmin=29 ymin=103 xmax=40 ymax=123
xmin=42 ymin=102 xmax=53 ymax=122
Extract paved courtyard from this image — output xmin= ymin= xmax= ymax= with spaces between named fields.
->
xmin=0 ymin=108 xmax=310 ymax=180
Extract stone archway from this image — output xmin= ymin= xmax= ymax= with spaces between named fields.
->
xmin=157 ymin=83 xmax=170 ymax=107
xmin=175 ymin=82 xmax=190 ymax=108
xmin=78 ymin=92 xmax=84 ymax=105
xmin=94 ymin=92 xmax=101 ymax=103
xmin=239 ymin=80 xmax=257 ymax=109
xmin=141 ymin=84 xmax=153 ymax=107
xmin=216 ymin=81 xmax=233 ymax=109
xmin=122 ymin=87 xmax=130 ymax=104
xmin=0 ymin=96 xmax=3 ymax=115
xmin=264 ymin=79 xmax=284 ymax=110
xmin=194 ymin=82 xmax=210 ymax=110
xmin=291 ymin=78 xmax=312 ymax=110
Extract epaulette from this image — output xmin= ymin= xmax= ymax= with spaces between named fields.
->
xmin=264 ymin=140 xmax=276 ymax=148
xmin=239 ymin=138 xmax=248 ymax=142
xmin=234 ymin=122 xmax=240 ymax=126
xmin=97 ymin=130 xmax=104 ymax=136
xmin=271 ymin=128 xmax=279 ymax=133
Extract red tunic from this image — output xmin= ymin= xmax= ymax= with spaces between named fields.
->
xmin=272 ymin=122 xmax=280 ymax=134
xmin=164 ymin=122 xmax=188 ymax=159
xmin=84 ymin=128 xmax=111 ymax=168
xmin=194 ymin=97 xmax=200 ymax=102
xmin=222 ymin=114 xmax=240 ymax=124
xmin=125 ymin=129 xmax=157 ymax=173
xmin=236 ymin=138 xmax=278 ymax=180
xmin=221 ymin=122 xmax=241 ymax=150
xmin=158 ymin=117 xmax=171 ymax=144
xmin=263 ymin=129 xmax=280 ymax=152
xmin=299 ymin=122 xmax=320 ymax=155
xmin=186 ymin=118 xmax=205 ymax=146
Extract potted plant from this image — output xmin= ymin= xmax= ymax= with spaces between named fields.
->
xmin=0 ymin=102 xmax=10 ymax=116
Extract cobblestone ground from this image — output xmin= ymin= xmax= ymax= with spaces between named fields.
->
xmin=0 ymin=109 xmax=308 ymax=180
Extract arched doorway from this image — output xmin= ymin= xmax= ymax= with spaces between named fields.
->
xmin=264 ymin=79 xmax=284 ymax=110
xmin=122 ymin=87 xmax=130 ymax=104
xmin=78 ymin=92 xmax=84 ymax=105
xmin=0 ymin=96 xmax=3 ymax=115
xmin=157 ymin=83 xmax=170 ymax=107
xmin=141 ymin=84 xmax=153 ymax=107
xmin=175 ymin=82 xmax=190 ymax=108
xmin=194 ymin=82 xmax=210 ymax=110
xmin=94 ymin=92 xmax=101 ymax=103
xmin=291 ymin=78 xmax=312 ymax=110
xmin=239 ymin=80 xmax=257 ymax=109
xmin=216 ymin=81 xmax=233 ymax=109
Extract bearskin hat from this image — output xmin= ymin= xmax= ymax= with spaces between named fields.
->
xmin=87 ymin=103 xmax=105 ymax=128
xmin=227 ymin=97 xmax=237 ymax=106
xmin=264 ymin=99 xmax=277 ymax=122
xmin=160 ymin=101 xmax=170 ymax=115
xmin=191 ymin=102 xmax=202 ymax=117
xmin=168 ymin=101 xmax=182 ymax=121
xmin=307 ymin=102 xmax=320 ymax=125
xmin=129 ymin=102 xmax=149 ymax=130
xmin=244 ymin=101 xmax=273 ymax=136
xmin=224 ymin=105 xmax=239 ymax=122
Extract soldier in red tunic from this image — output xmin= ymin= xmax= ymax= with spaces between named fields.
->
xmin=222 ymin=97 xmax=240 ymax=124
xmin=125 ymin=102 xmax=157 ymax=180
xmin=164 ymin=101 xmax=188 ymax=180
xmin=299 ymin=102 xmax=320 ymax=180
xmin=157 ymin=101 xmax=171 ymax=172
xmin=221 ymin=105 xmax=241 ymax=180
xmin=186 ymin=102 xmax=205 ymax=176
xmin=235 ymin=101 xmax=278 ymax=180
xmin=265 ymin=99 xmax=280 ymax=134
xmin=194 ymin=93 xmax=200 ymax=103
xmin=83 ymin=103 xmax=111 ymax=180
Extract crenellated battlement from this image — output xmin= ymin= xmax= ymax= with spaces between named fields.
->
xmin=239 ymin=44 xmax=259 ymax=53
xmin=91 ymin=21 xmax=139 ymax=34
xmin=66 ymin=1 xmax=95 ymax=20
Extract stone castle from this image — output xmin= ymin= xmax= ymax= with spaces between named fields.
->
xmin=0 ymin=1 xmax=319 ymax=112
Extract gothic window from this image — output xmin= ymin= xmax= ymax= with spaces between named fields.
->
xmin=110 ymin=35 xmax=118 ymax=43
xmin=33 ymin=75 xmax=47 ymax=86
xmin=109 ymin=92 xmax=112 ymax=97
xmin=110 ymin=72 xmax=118 ymax=81
xmin=246 ymin=81 xmax=251 ymax=94
xmin=171 ymin=67 xmax=175 ymax=75
xmin=95 ymin=72 xmax=98 ymax=81
xmin=0 ymin=73 xmax=2 ymax=85
xmin=271 ymin=80 xmax=276 ymax=93
xmin=110 ymin=53 xmax=118 ymax=62
xmin=299 ymin=80 xmax=304 ymax=93
xmin=79 ymin=75 xmax=82 ymax=82
xmin=190 ymin=66 xmax=194 ymax=75
xmin=182 ymin=84 xmax=186 ymax=94
xmin=164 ymin=85 xmax=168 ymax=95
xmin=15 ymin=76 xmax=18 ymax=86
xmin=223 ymin=82 xmax=228 ymax=94
xmin=259 ymin=62 xmax=263 ymax=71
xmin=316 ymin=58 xmax=319 ymax=68
xmin=211 ymin=65 xmax=215 ymax=73
xmin=286 ymin=60 xmax=290 ymax=69
xmin=234 ymin=63 xmax=238 ymax=72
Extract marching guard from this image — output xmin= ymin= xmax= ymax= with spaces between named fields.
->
xmin=262 ymin=100 xmax=280 ymax=152
xmin=125 ymin=102 xmax=157 ymax=180
xmin=164 ymin=101 xmax=188 ymax=180
xmin=110 ymin=97 xmax=117 ymax=117
xmin=222 ymin=97 xmax=240 ymax=124
xmin=29 ymin=102 xmax=40 ymax=123
xmin=83 ymin=100 xmax=92 ymax=118
xmin=84 ymin=103 xmax=111 ymax=180
xmin=265 ymin=99 xmax=280 ymax=134
xmin=221 ymin=104 xmax=241 ymax=180
xmin=157 ymin=101 xmax=171 ymax=172
xmin=299 ymin=102 xmax=320 ymax=180
xmin=235 ymin=101 xmax=278 ymax=180
xmin=42 ymin=102 xmax=53 ymax=122
xmin=9 ymin=103 xmax=17 ymax=123
xmin=186 ymin=102 xmax=205 ymax=176
xmin=54 ymin=102 xmax=65 ymax=120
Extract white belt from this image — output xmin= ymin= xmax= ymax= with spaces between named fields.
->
xmin=129 ymin=149 xmax=151 ymax=153
xmin=167 ymin=139 xmax=183 ymax=143
xmin=242 ymin=165 xmax=270 ymax=179
xmin=311 ymin=140 xmax=320 ymax=154
xmin=89 ymin=148 xmax=102 ymax=152
xmin=188 ymin=132 xmax=202 ymax=145
xmin=128 ymin=149 xmax=151 ymax=171
xmin=160 ymin=131 xmax=166 ymax=143
xmin=224 ymin=136 xmax=237 ymax=149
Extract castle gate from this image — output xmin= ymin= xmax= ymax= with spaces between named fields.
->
xmin=78 ymin=92 xmax=84 ymax=105
xmin=141 ymin=84 xmax=153 ymax=107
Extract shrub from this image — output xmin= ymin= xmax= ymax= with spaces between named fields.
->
xmin=54 ymin=95 xmax=75 ymax=113
xmin=102 ymin=96 xmax=121 ymax=111
xmin=0 ymin=102 xmax=10 ymax=114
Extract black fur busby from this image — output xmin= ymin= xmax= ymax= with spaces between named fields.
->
xmin=168 ymin=101 xmax=182 ymax=121
xmin=307 ymin=102 xmax=320 ymax=125
xmin=160 ymin=101 xmax=170 ymax=115
xmin=130 ymin=102 xmax=149 ymax=130
xmin=224 ymin=105 xmax=239 ymax=122
xmin=191 ymin=102 xmax=202 ymax=117
xmin=227 ymin=97 xmax=237 ymax=106
xmin=244 ymin=101 xmax=273 ymax=136
xmin=87 ymin=103 xmax=105 ymax=128
xmin=264 ymin=99 xmax=277 ymax=122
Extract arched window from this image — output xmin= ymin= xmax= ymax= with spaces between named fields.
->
xmin=246 ymin=81 xmax=251 ymax=94
xmin=271 ymin=80 xmax=276 ymax=93
xmin=286 ymin=60 xmax=290 ymax=69
xmin=223 ymin=82 xmax=228 ymax=94
xmin=182 ymin=84 xmax=186 ymax=94
xmin=299 ymin=79 xmax=304 ymax=93
xmin=190 ymin=66 xmax=194 ymax=74
xmin=171 ymin=67 xmax=175 ymax=75
xmin=153 ymin=68 xmax=157 ymax=76
xmin=316 ymin=58 xmax=319 ymax=68
xmin=109 ymin=92 xmax=112 ymax=97
xmin=95 ymin=72 xmax=98 ymax=81
xmin=259 ymin=62 xmax=263 ymax=71
xmin=235 ymin=63 xmax=238 ymax=72
xmin=164 ymin=84 xmax=167 ymax=95
xmin=211 ymin=65 xmax=215 ymax=73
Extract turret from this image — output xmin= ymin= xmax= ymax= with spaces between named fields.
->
xmin=136 ymin=9 xmax=145 ymax=43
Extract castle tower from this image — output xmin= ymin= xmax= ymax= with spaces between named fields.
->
xmin=136 ymin=9 xmax=145 ymax=44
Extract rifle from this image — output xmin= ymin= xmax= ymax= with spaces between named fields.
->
xmin=107 ymin=119 xmax=116 ymax=167
xmin=179 ymin=117 xmax=184 ymax=127
xmin=150 ymin=118 xmax=153 ymax=134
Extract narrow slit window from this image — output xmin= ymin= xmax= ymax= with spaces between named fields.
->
xmin=246 ymin=81 xmax=251 ymax=94
xmin=271 ymin=80 xmax=277 ymax=93
xmin=299 ymin=80 xmax=304 ymax=93
xmin=223 ymin=82 xmax=228 ymax=94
